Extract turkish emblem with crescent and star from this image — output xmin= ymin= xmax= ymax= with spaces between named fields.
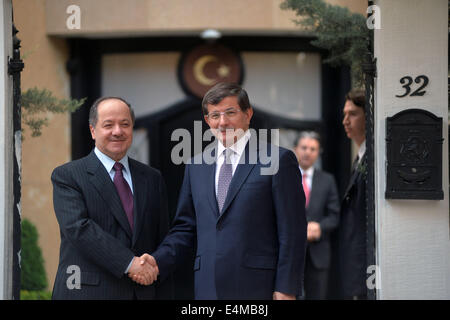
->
xmin=179 ymin=44 xmax=243 ymax=99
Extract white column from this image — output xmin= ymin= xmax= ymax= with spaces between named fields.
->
xmin=374 ymin=0 xmax=449 ymax=299
xmin=0 ymin=0 xmax=13 ymax=300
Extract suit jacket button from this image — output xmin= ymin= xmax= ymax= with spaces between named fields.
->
xmin=217 ymin=224 xmax=222 ymax=231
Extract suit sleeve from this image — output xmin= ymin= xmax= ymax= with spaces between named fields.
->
xmin=318 ymin=175 xmax=340 ymax=234
xmin=157 ymin=173 xmax=170 ymax=244
xmin=51 ymin=166 xmax=135 ymax=279
xmin=155 ymin=173 xmax=175 ymax=299
xmin=271 ymin=150 xmax=307 ymax=296
xmin=152 ymin=164 xmax=197 ymax=282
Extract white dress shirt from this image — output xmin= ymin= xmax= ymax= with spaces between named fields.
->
xmin=357 ymin=140 xmax=366 ymax=165
xmin=299 ymin=166 xmax=314 ymax=192
xmin=215 ymin=130 xmax=251 ymax=197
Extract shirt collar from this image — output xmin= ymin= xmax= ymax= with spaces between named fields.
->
xmin=358 ymin=140 xmax=366 ymax=161
xmin=217 ymin=129 xmax=251 ymax=158
xmin=299 ymin=166 xmax=314 ymax=178
xmin=94 ymin=147 xmax=130 ymax=174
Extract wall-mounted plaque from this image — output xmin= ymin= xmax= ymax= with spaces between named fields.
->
xmin=386 ymin=109 xmax=443 ymax=200
xmin=178 ymin=44 xmax=243 ymax=99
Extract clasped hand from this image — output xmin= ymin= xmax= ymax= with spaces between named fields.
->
xmin=128 ymin=253 xmax=159 ymax=286
xmin=307 ymin=221 xmax=321 ymax=242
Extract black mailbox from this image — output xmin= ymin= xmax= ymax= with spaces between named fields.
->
xmin=386 ymin=109 xmax=443 ymax=200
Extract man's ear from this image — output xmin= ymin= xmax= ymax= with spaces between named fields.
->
xmin=245 ymin=107 xmax=254 ymax=124
xmin=89 ymin=124 xmax=96 ymax=140
xmin=204 ymin=115 xmax=211 ymax=128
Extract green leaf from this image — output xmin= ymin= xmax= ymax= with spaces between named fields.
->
xmin=281 ymin=0 xmax=369 ymax=87
xmin=21 ymin=87 xmax=86 ymax=138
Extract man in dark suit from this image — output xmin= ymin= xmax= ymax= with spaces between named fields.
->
xmin=293 ymin=131 xmax=340 ymax=300
xmin=51 ymin=97 xmax=172 ymax=299
xmin=339 ymin=89 xmax=367 ymax=300
xmin=141 ymin=82 xmax=307 ymax=300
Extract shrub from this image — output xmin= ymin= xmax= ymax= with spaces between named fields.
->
xmin=21 ymin=219 xmax=47 ymax=291
xmin=20 ymin=290 xmax=51 ymax=300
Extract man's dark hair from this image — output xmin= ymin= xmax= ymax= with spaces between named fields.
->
xmin=345 ymin=89 xmax=366 ymax=112
xmin=89 ymin=96 xmax=135 ymax=127
xmin=201 ymin=82 xmax=251 ymax=115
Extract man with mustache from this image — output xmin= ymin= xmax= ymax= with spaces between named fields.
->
xmin=51 ymin=97 xmax=172 ymax=299
xmin=136 ymin=82 xmax=307 ymax=299
xmin=338 ymin=89 xmax=367 ymax=300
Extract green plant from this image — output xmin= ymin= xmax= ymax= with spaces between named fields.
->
xmin=281 ymin=0 xmax=369 ymax=87
xmin=20 ymin=218 xmax=47 ymax=291
xmin=21 ymin=87 xmax=85 ymax=138
xmin=20 ymin=290 xmax=52 ymax=300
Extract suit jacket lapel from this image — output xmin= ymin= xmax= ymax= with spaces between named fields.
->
xmin=344 ymin=169 xmax=358 ymax=197
xmin=308 ymin=170 xmax=321 ymax=209
xmin=344 ymin=154 xmax=366 ymax=197
xmin=86 ymin=151 xmax=133 ymax=239
xmin=204 ymin=145 xmax=220 ymax=218
xmin=219 ymin=137 xmax=257 ymax=218
xmin=129 ymin=159 xmax=147 ymax=246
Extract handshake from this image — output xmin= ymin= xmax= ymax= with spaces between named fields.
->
xmin=127 ymin=253 xmax=159 ymax=286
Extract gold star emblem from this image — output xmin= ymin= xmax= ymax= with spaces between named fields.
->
xmin=217 ymin=64 xmax=230 ymax=78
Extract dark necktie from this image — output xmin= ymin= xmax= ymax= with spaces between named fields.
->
xmin=113 ymin=162 xmax=134 ymax=231
xmin=351 ymin=155 xmax=360 ymax=174
xmin=217 ymin=149 xmax=233 ymax=213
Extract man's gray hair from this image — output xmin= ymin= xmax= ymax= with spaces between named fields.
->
xmin=295 ymin=131 xmax=321 ymax=147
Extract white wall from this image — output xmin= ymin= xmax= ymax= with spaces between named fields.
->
xmin=242 ymin=52 xmax=321 ymax=120
xmin=102 ymin=52 xmax=185 ymax=117
xmin=374 ymin=0 xmax=449 ymax=299
xmin=0 ymin=0 xmax=13 ymax=300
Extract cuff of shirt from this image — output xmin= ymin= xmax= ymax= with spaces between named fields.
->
xmin=124 ymin=257 xmax=135 ymax=274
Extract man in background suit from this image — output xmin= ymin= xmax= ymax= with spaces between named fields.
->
xmin=338 ymin=89 xmax=367 ymax=300
xmin=51 ymin=97 xmax=172 ymax=299
xmin=140 ymin=82 xmax=307 ymax=300
xmin=294 ymin=131 xmax=340 ymax=300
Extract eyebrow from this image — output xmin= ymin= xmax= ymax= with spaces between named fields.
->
xmin=211 ymin=107 xmax=238 ymax=112
xmin=101 ymin=119 xmax=130 ymax=125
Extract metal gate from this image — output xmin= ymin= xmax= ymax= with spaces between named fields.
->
xmin=8 ymin=23 xmax=24 ymax=300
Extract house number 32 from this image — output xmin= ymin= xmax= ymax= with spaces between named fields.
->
xmin=395 ymin=75 xmax=429 ymax=98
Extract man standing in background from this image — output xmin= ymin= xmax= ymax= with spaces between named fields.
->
xmin=339 ymin=89 xmax=367 ymax=300
xmin=294 ymin=131 xmax=340 ymax=300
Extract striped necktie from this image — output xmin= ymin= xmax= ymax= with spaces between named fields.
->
xmin=217 ymin=149 xmax=233 ymax=213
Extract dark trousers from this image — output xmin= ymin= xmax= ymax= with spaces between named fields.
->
xmin=304 ymin=248 xmax=329 ymax=300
